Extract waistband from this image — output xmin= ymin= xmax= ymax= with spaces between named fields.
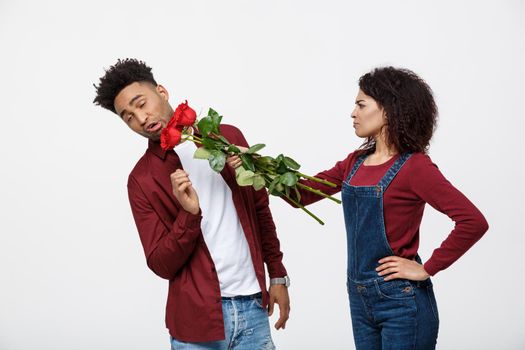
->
xmin=348 ymin=276 xmax=433 ymax=288
xmin=221 ymin=292 xmax=262 ymax=301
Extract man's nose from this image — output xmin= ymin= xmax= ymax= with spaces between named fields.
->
xmin=136 ymin=111 xmax=149 ymax=126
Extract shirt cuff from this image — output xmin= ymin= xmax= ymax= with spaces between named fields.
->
xmin=267 ymin=263 xmax=287 ymax=279
xmin=423 ymin=261 xmax=440 ymax=277
xmin=173 ymin=209 xmax=203 ymax=236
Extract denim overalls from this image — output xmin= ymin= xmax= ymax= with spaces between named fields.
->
xmin=342 ymin=153 xmax=439 ymax=349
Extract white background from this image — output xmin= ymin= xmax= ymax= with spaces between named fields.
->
xmin=1 ymin=0 xmax=524 ymax=349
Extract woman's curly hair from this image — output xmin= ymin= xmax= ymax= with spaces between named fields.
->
xmin=93 ymin=58 xmax=157 ymax=114
xmin=358 ymin=67 xmax=438 ymax=154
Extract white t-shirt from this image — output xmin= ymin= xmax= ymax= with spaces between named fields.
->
xmin=174 ymin=140 xmax=261 ymax=297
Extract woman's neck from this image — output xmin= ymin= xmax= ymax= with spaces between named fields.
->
xmin=373 ymin=134 xmax=397 ymax=157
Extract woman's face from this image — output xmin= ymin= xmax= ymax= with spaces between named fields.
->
xmin=351 ymin=89 xmax=387 ymax=139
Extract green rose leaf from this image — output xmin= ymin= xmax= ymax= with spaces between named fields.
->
xmin=194 ymin=147 xmax=212 ymax=160
xmin=208 ymin=108 xmax=220 ymax=118
xmin=241 ymin=154 xmax=256 ymax=172
xmin=236 ymin=169 xmax=255 ymax=186
xmin=197 ymin=116 xmax=214 ymax=137
xmin=255 ymin=156 xmax=275 ymax=166
xmin=246 ymin=143 xmax=266 ymax=154
xmin=252 ymin=174 xmax=266 ymax=191
xmin=227 ymin=144 xmax=241 ymax=153
xmin=218 ymin=135 xmax=230 ymax=145
xmin=202 ymin=137 xmax=222 ymax=150
xmin=235 ymin=166 xmax=245 ymax=177
xmin=209 ymin=150 xmax=226 ymax=172
xmin=268 ymin=175 xmax=281 ymax=195
xmin=283 ymin=156 xmax=301 ymax=170
xmin=206 ymin=108 xmax=222 ymax=134
xmin=212 ymin=118 xmax=222 ymax=134
xmin=276 ymin=161 xmax=288 ymax=174
xmin=280 ymin=172 xmax=298 ymax=186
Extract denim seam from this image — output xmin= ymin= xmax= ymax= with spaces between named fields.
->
xmin=427 ymin=286 xmax=440 ymax=323
xmin=378 ymin=197 xmax=396 ymax=256
xmin=228 ymin=300 xmax=238 ymax=350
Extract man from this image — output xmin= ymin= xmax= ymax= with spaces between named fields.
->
xmin=93 ymin=58 xmax=290 ymax=349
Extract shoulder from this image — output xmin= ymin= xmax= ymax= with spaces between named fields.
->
xmin=219 ymin=124 xmax=249 ymax=146
xmin=341 ymin=149 xmax=368 ymax=167
xmin=219 ymin=123 xmax=243 ymax=137
xmin=405 ymin=152 xmax=439 ymax=172
xmin=128 ymin=151 xmax=155 ymax=186
xmin=332 ymin=149 xmax=368 ymax=177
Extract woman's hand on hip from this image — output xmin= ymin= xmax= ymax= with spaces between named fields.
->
xmin=376 ymin=256 xmax=430 ymax=281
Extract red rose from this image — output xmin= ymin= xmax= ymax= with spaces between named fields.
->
xmin=160 ymin=124 xmax=184 ymax=150
xmin=174 ymin=100 xmax=197 ymax=126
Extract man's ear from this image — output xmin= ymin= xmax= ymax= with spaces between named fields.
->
xmin=156 ymin=84 xmax=169 ymax=101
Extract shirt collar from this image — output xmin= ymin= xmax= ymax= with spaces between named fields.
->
xmin=147 ymin=139 xmax=168 ymax=160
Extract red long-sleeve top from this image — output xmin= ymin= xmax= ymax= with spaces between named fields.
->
xmin=295 ymin=150 xmax=488 ymax=276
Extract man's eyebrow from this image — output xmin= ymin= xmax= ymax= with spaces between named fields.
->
xmin=129 ymin=94 xmax=143 ymax=106
xmin=119 ymin=94 xmax=144 ymax=118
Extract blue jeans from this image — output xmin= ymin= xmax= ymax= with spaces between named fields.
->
xmin=347 ymin=277 xmax=439 ymax=350
xmin=170 ymin=293 xmax=275 ymax=350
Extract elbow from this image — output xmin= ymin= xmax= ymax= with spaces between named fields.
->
xmin=146 ymin=252 xmax=177 ymax=281
xmin=478 ymin=216 xmax=489 ymax=236
xmin=471 ymin=213 xmax=489 ymax=239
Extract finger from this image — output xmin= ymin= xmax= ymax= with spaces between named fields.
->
xmin=378 ymin=256 xmax=400 ymax=264
xmin=275 ymin=316 xmax=289 ymax=330
xmin=172 ymin=172 xmax=190 ymax=180
xmin=378 ymin=267 xmax=399 ymax=276
xmin=177 ymin=182 xmax=192 ymax=193
xmin=275 ymin=307 xmax=290 ymax=330
xmin=175 ymin=178 xmax=191 ymax=187
xmin=376 ymin=262 xmax=397 ymax=272
xmin=268 ymin=298 xmax=275 ymax=317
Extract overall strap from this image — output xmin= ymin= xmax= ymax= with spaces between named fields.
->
xmin=345 ymin=153 xmax=368 ymax=183
xmin=377 ymin=153 xmax=413 ymax=190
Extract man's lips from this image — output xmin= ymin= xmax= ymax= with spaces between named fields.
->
xmin=146 ymin=121 xmax=162 ymax=133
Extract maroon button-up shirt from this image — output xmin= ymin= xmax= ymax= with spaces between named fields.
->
xmin=126 ymin=124 xmax=287 ymax=342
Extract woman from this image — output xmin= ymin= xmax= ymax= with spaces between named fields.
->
xmin=229 ymin=67 xmax=488 ymax=349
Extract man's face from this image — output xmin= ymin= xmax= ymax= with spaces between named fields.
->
xmin=114 ymin=82 xmax=174 ymax=141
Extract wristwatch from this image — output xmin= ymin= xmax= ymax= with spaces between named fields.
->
xmin=270 ymin=275 xmax=290 ymax=287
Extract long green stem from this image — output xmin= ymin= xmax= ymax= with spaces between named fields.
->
xmin=296 ymin=172 xmax=337 ymax=188
xmin=284 ymin=194 xmax=325 ymax=225
xmin=187 ymin=138 xmax=202 ymax=145
xmin=296 ymin=183 xmax=342 ymax=204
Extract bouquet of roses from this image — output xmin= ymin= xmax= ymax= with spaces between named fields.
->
xmin=160 ymin=100 xmax=341 ymax=225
